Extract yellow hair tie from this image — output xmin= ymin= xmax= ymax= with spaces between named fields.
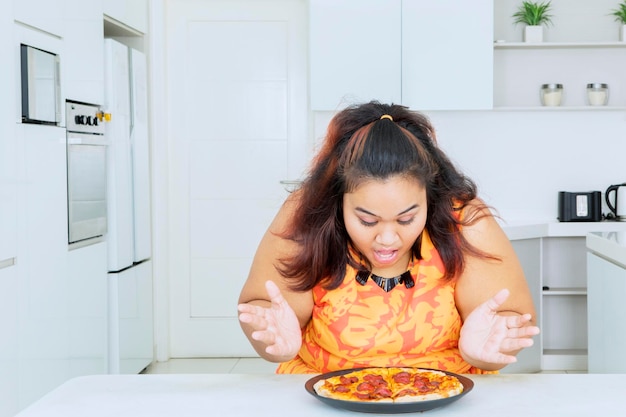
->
xmin=380 ymin=114 xmax=393 ymax=121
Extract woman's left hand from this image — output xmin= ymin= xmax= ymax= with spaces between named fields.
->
xmin=458 ymin=288 xmax=541 ymax=368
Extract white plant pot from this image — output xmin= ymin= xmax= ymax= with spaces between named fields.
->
xmin=524 ymin=25 xmax=543 ymax=43
xmin=620 ymin=25 xmax=626 ymax=42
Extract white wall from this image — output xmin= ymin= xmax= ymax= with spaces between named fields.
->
xmin=312 ymin=109 xmax=626 ymax=224
xmin=430 ymin=110 xmax=626 ymax=223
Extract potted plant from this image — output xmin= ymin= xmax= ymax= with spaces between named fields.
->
xmin=610 ymin=1 xmax=626 ymax=41
xmin=512 ymin=1 xmax=554 ymax=43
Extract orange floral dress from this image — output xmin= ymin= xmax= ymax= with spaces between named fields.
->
xmin=276 ymin=229 xmax=493 ymax=375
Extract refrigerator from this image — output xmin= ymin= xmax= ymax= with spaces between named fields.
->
xmin=103 ymin=38 xmax=153 ymax=374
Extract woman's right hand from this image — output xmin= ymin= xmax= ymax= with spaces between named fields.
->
xmin=237 ymin=280 xmax=303 ymax=361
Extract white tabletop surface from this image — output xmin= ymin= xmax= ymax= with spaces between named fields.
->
xmin=13 ymin=373 xmax=626 ymax=417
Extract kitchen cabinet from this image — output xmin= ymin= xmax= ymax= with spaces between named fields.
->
xmin=505 ymin=222 xmax=626 ymax=371
xmin=16 ymin=124 xmax=72 ymax=409
xmin=541 ymin=237 xmax=588 ymax=370
xmin=401 ymin=0 xmax=492 ymax=110
xmin=513 ymin=236 xmax=589 ymax=371
xmin=63 ymin=0 xmax=105 ymax=106
xmin=504 ymin=238 xmax=542 ymax=373
xmin=4 ymin=2 xmax=128 ymax=416
xmin=493 ymin=0 xmax=626 ymax=110
xmin=308 ymin=0 xmax=493 ymax=111
xmin=0 ymin=264 xmax=19 ymax=417
xmin=0 ymin=8 xmax=17 ymax=264
xmin=14 ymin=124 xmax=108 ymax=412
xmin=308 ymin=0 xmax=401 ymax=110
xmin=66 ymin=242 xmax=107 ymax=377
xmin=108 ymin=261 xmax=153 ymax=374
xmin=15 ymin=1 xmax=105 ymax=107
xmin=586 ymin=232 xmax=626 ymax=373
xmin=103 ymin=0 xmax=149 ymax=34
xmin=13 ymin=0 xmax=63 ymax=37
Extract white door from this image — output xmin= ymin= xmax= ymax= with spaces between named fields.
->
xmin=166 ymin=0 xmax=309 ymax=357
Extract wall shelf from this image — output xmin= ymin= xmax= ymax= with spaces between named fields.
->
xmin=493 ymin=45 xmax=626 ymax=108
xmin=494 ymin=41 xmax=626 ymax=49
xmin=493 ymin=106 xmax=626 ymax=112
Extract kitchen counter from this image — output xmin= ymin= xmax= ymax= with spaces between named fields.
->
xmin=586 ymin=231 xmax=626 ymax=268
xmin=13 ymin=373 xmax=626 ymax=417
xmin=501 ymin=220 xmax=626 ymax=241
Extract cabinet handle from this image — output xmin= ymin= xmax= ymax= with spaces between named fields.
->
xmin=0 ymin=257 xmax=16 ymax=270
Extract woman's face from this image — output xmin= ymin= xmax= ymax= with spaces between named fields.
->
xmin=343 ymin=176 xmax=427 ymax=277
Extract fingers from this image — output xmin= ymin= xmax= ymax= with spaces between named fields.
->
xmin=238 ymin=281 xmax=290 ymax=334
xmin=498 ymin=317 xmax=540 ymax=355
xmin=489 ymin=352 xmax=518 ymax=365
xmin=265 ymin=279 xmax=281 ymax=298
xmin=237 ymin=303 xmax=266 ymax=326
xmin=500 ymin=335 xmax=534 ymax=354
xmin=265 ymin=280 xmax=286 ymax=307
xmin=237 ymin=280 xmax=284 ymax=325
xmin=506 ymin=325 xmax=541 ymax=339
xmin=487 ymin=288 xmax=510 ymax=311
xmin=504 ymin=314 xmax=541 ymax=335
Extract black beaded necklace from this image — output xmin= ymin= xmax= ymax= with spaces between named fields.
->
xmin=355 ymin=270 xmax=415 ymax=292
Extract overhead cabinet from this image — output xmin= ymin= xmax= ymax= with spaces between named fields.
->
xmin=308 ymin=0 xmax=493 ymax=111
xmin=308 ymin=0 xmax=401 ymax=110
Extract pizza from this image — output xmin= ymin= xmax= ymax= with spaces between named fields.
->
xmin=312 ymin=367 xmax=464 ymax=403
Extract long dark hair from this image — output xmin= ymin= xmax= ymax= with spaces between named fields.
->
xmin=278 ymin=101 xmax=493 ymax=291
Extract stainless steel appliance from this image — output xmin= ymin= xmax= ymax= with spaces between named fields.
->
xmin=21 ymin=44 xmax=61 ymax=125
xmin=66 ymin=100 xmax=108 ymax=245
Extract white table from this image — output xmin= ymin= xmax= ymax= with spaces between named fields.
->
xmin=14 ymin=373 xmax=623 ymax=416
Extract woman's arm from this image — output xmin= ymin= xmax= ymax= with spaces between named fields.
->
xmin=238 ymin=193 xmax=314 ymax=362
xmin=454 ymin=200 xmax=539 ymax=370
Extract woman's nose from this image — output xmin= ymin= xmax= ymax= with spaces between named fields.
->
xmin=376 ymin=225 xmax=398 ymax=245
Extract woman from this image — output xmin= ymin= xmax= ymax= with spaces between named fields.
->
xmin=238 ymin=101 xmax=539 ymax=374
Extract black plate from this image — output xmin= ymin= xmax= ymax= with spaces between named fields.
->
xmin=304 ymin=367 xmax=474 ymax=414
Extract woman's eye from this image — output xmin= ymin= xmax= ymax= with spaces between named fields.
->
xmin=359 ymin=219 xmax=377 ymax=227
xmin=398 ymin=217 xmax=415 ymax=226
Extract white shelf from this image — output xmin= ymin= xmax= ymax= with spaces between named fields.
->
xmin=494 ymin=106 xmax=626 ymax=112
xmin=494 ymin=41 xmax=626 ymax=49
xmin=542 ymin=287 xmax=586 ymax=296
xmin=542 ymin=349 xmax=588 ymax=372
xmin=493 ymin=39 xmax=626 ymax=108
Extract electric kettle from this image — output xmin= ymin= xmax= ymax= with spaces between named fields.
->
xmin=605 ymin=183 xmax=626 ymax=221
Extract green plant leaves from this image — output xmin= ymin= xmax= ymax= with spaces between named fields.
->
xmin=512 ymin=1 xmax=553 ymax=26
xmin=610 ymin=1 xmax=626 ymax=24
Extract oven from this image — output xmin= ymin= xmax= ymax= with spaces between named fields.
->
xmin=66 ymin=100 xmax=108 ymax=245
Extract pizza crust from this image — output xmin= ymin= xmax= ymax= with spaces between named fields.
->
xmin=313 ymin=367 xmax=464 ymax=403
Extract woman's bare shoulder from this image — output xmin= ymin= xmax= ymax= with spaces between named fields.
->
xmin=268 ymin=189 xmax=302 ymax=232
xmin=239 ymin=189 xmax=313 ymax=325
xmin=455 ymin=199 xmax=535 ymax=322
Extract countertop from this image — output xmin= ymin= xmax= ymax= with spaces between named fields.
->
xmin=501 ymin=219 xmax=626 ymax=240
xmin=586 ymin=231 xmax=626 ymax=268
xmin=13 ymin=373 xmax=626 ymax=417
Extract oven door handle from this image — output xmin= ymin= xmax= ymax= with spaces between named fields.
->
xmin=67 ymin=137 xmax=109 ymax=146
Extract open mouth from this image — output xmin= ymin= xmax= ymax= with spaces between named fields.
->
xmin=373 ymin=249 xmax=398 ymax=264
